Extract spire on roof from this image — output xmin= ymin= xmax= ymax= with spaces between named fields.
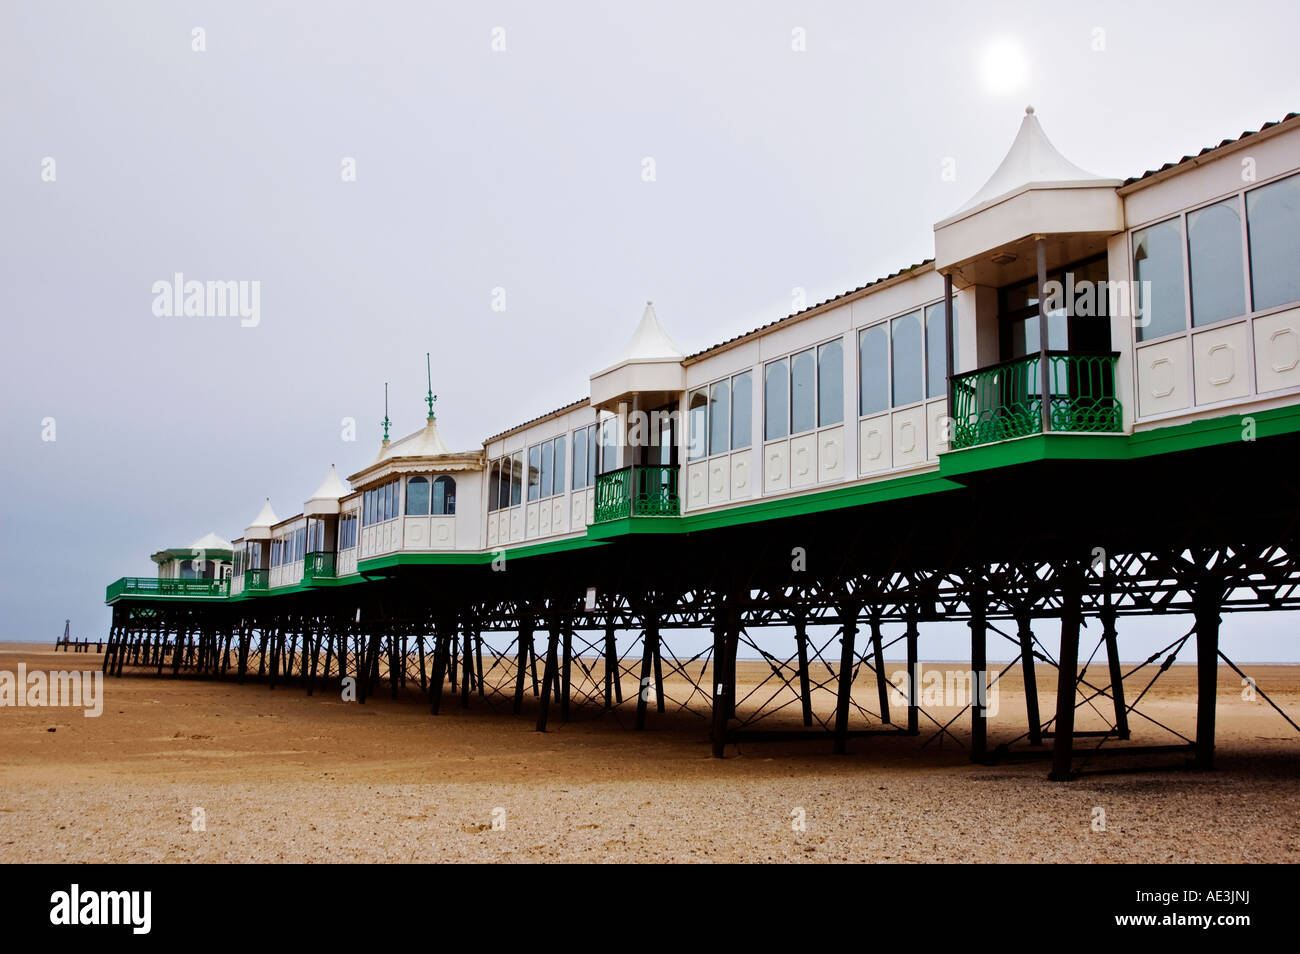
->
xmin=954 ymin=107 xmax=1110 ymax=214
xmin=425 ymin=352 xmax=437 ymax=421
xmin=611 ymin=301 xmax=684 ymax=365
xmin=381 ymin=382 xmax=391 ymax=443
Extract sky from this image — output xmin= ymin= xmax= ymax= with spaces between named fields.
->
xmin=2 ymin=1 xmax=1298 ymax=662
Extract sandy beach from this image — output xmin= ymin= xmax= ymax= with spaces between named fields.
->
xmin=0 ymin=643 xmax=1296 ymax=863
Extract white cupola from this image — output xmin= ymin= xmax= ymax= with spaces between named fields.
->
xmin=589 ymin=301 xmax=686 ymax=412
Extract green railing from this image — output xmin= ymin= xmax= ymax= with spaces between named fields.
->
xmin=593 ymin=465 xmax=680 ymax=523
xmin=105 ymin=576 xmax=229 ymax=602
xmin=950 ymin=351 xmax=1122 ymax=450
xmin=303 ymin=550 xmax=336 ymax=581
xmin=245 ymin=568 xmax=271 ymax=592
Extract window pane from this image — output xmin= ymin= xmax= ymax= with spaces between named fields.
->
xmin=709 ymin=380 xmax=730 ymax=455
xmin=791 ymin=349 xmax=815 ymax=433
xmin=540 ymin=440 xmax=553 ymax=498
xmin=1187 ymin=199 xmax=1246 ymax=326
xmin=1247 ymin=174 xmax=1300 ymax=311
xmin=553 ymin=435 xmax=566 ymax=494
xmin=730 ymin=372 xmax=752 ymax=449
xmin=688 ymin=390 xmax=708 ymax=460
xmin=433 ymin=475 xmax=455 ymax=515
xmin=498 ymin=459 xmax=511 ymax=510
xmin=858 ymin=325 xmax=888 ymax=415
xmin=817 ymin=340 xmax=843 ymax=426
xmin=600 ymin=419 xmax=617 ymax=473
xmin=891 ymin=311 xmax=923 ymax=406
xmin=586 ymin=424 xmax=597 ymax=485
xmin=407 ymin=476 xmax=430 ymax=515
xmin=488 ymin=461 xmax=500 ymax=511
xmin=765 ymin=359 xmax=788 ymax=440
xmin=510 ymin=451 xmax=523 ymax=506
xmin=527 ymin=445 xmax=541 ymax=501
xmin=571 ymin=429 xmax=586 ymax=489
xmin=1133 ymin=219 xmax=1187 ymax=341
xmin=925 ymin=302 xmax=951 ymax=398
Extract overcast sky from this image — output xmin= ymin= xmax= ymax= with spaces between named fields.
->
xmin=2 ymin=1 xmax=1298 ymax=661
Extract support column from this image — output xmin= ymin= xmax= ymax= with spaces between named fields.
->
xmin=635 ymin=610 xmax=659 ymax=731
xmin=1017 ymin=613 xmax=1043 ymax=746
xmin=560 ymin=627 xmax=572 ymax=723
xmin=794 ymin=609 xmax=813 ymax=728
xmin=536 ymin=620 xmax=562 ymax=732
xmin=603 ymin=619 xmax=621 ymax=708
xmin=833 ymin=603 xmax=860 ymax=755
xmin=905 ymin=612 xmax=919 ymax=735
xmin=1101 ymin=602 xmax=1130 ymax=741
xmin=512 ymin=615 xmax=532 ymax=715
xmin=969 ymin=586 xmax=988 ymax=762
xmin=710 ymin=612 xmax=734 ymax=758
xmin=1049 ymin=566 xmax=1083 ymax=782
xmin=871 ymin=617 xmax=890 ymax=725
xmin=461 ymin=617 xmax=475 ymax=708
xmin=1194 ymin=583 xmax=1222 ymax=770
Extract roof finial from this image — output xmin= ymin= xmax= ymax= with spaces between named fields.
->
xmin=381 ymin=382 xmax=391 ymax=442
xmin=425 ymin=352 xmax=437 ymax=420
xmin=1025 ymin=104 xmax=1035 ymax=115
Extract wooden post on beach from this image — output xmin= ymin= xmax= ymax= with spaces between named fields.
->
xmin=969 ymin=584 xmax=987 ymax=763
xmin=1049 ymin=566 xmax=1083 ymax=782
xmin=833 ymin=601 xmax=860 ymax=755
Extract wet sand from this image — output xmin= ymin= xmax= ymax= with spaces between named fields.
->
xmin=0 ymin=644 xmax=1296 ymax=863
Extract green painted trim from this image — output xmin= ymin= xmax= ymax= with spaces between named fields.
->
xmin=356 ymin=534 xmax=609 ymax=573
xmin=105 ymin=402 xmax=1300 ymax=604
xmin=939 ymin=403 xmax=1300 ymax=479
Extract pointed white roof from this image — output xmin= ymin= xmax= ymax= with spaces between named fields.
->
xmin=954 ymin=107 xmax=1111 ymax=215
xmin=248 ymin=498 xmax=277 ymax=529
xmin=381 ymin=416 xmax=451 ymax=460
xmin=188 ymin=531 xmax=233 ymax=551
xmin=308 ymin=464 xmax=348 ymax=501
xmin=610 ymin=301 xmax=684 ymax=365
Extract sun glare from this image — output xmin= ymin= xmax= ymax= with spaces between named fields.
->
xmin=980 ymin=36 xmax=1029 ymax=95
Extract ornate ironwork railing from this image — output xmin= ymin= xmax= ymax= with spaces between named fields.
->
xmin=593 ymin=465 xmax=680 ymax=523
xmin=245 ymin=568 xmax=271 ymax=592
xmin=303 ymin=551 xmax=336 ymax=581
xmin=105 ymin=577 xmax=229 ymax=602
xmin=950 ymin=351 xmax=1122 ymax=450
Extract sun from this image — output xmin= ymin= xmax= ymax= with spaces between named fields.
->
xmin=979 ymin=36 xmax=1029 ymax=95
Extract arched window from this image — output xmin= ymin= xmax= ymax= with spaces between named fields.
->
xmin=407 ymin=476 xmax=430 ymax=515
xmin=433 ymin=475 xmax=456 ymax=515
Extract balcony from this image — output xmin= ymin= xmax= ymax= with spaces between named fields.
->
xmin=303 ymin=550 xmax=336 ymax=582
xmin=593 ymin=465 xmax=680 ymax=523
xmin=245 ymin=568 xmax=271 ymax=592
xmin=950 ymin=351 xmax=1122 ymax=450
xmin=105 ymin=577 xmax=229 ymax=602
